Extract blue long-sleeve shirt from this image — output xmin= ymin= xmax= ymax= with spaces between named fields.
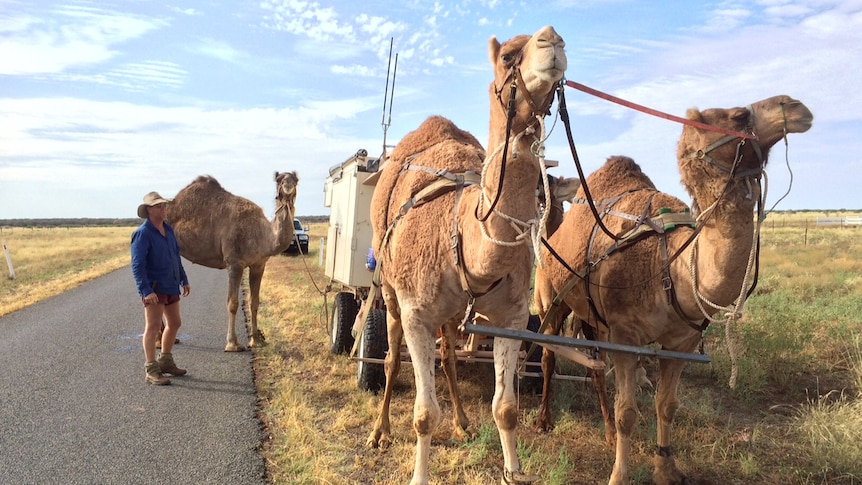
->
xmin=130 ymin=220 xmax=189 ymax=297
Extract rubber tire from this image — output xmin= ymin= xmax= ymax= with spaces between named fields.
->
xmin=518 ymin=314 xmax=544 ymax=394
xmin=330 ymin=292 xmax=357 ymax=355
xmin=300 ymin=243 xmax=309 ymax=254
xmin=357 ymin=308 xmax=388 ymax=393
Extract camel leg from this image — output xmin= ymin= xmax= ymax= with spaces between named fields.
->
xmin=224 ymin=265 xmax=245 ymax=352
xmin=653 ymin=357 xmax=692 ymax=485
xmin=581 ymin=323 xmax=615 ymax=447
xmin=591 ymin=350 xmax=616 ymax=447
xmin=534 ymin=346 xmax=556 ymax=432
xmin=366 ymin=307 xmax=403 ymax=450
xmin=247 ymin=262 xmax=266 ymax=348
xmin=440 ymin=319 xmax=471 ymax=441
xmin=608 ymin=352 xmax=638 ymax=485
xmin=533 ymin=307 xmax=567 ymax=432
xmin=403 ymin=318 xmax=441 ymax=485
xmin=493 ymin=335 xmax=537 ymax=483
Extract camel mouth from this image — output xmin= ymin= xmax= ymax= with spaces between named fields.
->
xmin=529 ymin=27 xmax=567 ymax=82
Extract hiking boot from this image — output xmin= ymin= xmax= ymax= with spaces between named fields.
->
xmin=145 ymin=361 xmax=171 ymax=385
xmin=157 ymin=352 xmax=187 ymax=376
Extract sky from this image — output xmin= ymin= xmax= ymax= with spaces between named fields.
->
xmin=1 ymin=0 xmax=859 ymax=220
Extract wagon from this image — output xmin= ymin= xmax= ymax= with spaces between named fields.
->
xmin=322 ymin=149 xmax=389 ymax=391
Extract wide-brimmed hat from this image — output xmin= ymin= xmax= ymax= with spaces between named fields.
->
xmin=137 ymin=191 xmax=171 ymax=218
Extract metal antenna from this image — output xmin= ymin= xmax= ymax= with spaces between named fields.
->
xmin=381 ymin=38 xmax=398 ymax=158
xmin=381 ymin=37 xmax=393 ymax=129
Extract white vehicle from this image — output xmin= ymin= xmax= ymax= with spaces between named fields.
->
xmin=287 ymin=218 xmax=309 ymax=254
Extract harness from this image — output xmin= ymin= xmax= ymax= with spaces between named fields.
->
xmin=544 ymin=192 xmax=699 ymax=331
xmin=370 ymin=61 xmax=558 ymax=324
xmin=539 ymin=105 xmax=765 ymax=342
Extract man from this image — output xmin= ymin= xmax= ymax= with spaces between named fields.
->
xmin=130 ymin=191 xmax=191 ymax=385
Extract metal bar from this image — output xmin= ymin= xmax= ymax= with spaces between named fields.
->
xmin=351 ymin=357 xmax=591 ymax=382
xmin=518 ymin=372 xmax=591 ymax=383
xmin=463 ymin=323 xmax=711 ymax=364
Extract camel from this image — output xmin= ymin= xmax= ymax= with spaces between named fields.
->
xmin=364 ymin=173 xmax=581 ymax=452
xmin=538 ymin=95 xmax=813 ymax=484
xmin=367 ymin=26 xmax=566 ymax=485
xmin=167 ymin=172 xmax=298 ymax=351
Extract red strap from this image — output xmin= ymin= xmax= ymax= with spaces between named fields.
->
xmin=565 ymin=80 xmax=758 ymax=140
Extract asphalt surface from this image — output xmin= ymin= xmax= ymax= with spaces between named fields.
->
xmin=0 ymin=261 xmax=267 ymax=485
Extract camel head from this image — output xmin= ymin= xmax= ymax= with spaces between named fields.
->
xmin=549 ymin=175 xmax=581 ymax=205
xmin=488 ymin=26 xmax=566 ymax=133
xmin=274 ymin=170 xmax=298 ymax=217
xmin=677 ymin=95 xmax=813 ymax=208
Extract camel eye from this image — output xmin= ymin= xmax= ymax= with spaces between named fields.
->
xmin=501 ymin=53 xmax=515 ymax=65
xmin=730 ymin=109 xmax=750 ymax=125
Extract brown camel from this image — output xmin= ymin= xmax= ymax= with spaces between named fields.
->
xmin=539 ymin=95 xmax=813 ymax=484
xmin=168 ymin=172 xmax=298 ymax=351
xmin=367 ymin=26 xmax=566 ymax=485
xmin=364 ymin=173 xmax=581 ymax=453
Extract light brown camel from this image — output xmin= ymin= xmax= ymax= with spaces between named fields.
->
xmin=367 ymin=26 xmax=566 ymax=485
xmin=168 ymin=172 xmax=298 ymax=351
xmin=539 ymin=95 xmax=813 ymax=484
xmin=365 ymin=173 xmax=581 ymax=452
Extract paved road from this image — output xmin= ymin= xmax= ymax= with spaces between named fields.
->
xmin=0 ymin=261 xmax=267 ymax=484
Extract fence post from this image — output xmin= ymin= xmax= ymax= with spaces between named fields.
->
xmin=3 ymin=242 xmax=15 ymax=280
xmin=319 ymin=237 xmax=325 ymax=267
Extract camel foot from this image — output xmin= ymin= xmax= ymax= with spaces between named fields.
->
xmin=501 ymin=468 xmax=540 ymax=484
xmin=604 ymin=426 xmax=616 ymax=448
xmin=451 ymin=423 xmax=475 ymax=442
xmin=533 ymin=414 xmax=554 ymax=433
xmin=248 ymin=331 xmax=266 ymax=349
xmin=224 ymin=342 xmax=247 ymax=352
xmin=653 ymin=454 xmax=692 ymax=485
xmin=366 ymin=430 xmax=392 ymax=450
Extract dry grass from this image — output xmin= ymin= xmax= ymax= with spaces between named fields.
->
xmin=4 ymin=216 xmax=861 ymax=484
xmin=0 ymin=225 xmax=135 ymax=317
xmin=256 ymin=220 xmax=862 ymax=485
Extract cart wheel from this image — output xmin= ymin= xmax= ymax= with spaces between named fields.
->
xmin=518 ymin=314 xmax=544 ymax=394
xmin=357 ymin=308 xmax=388 ymax=393
xmin=330 ymin=292 xmax=357 ymax=354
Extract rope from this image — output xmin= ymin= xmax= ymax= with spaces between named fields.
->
xmin=477 ymin=113 xmax=552 ymax=263
xmin=291 ymin=233 xmax=332 ymax=332
xmin=687 ymin=178 xmax=764 ymax=388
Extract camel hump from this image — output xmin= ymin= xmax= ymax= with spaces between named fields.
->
xmin=389 ymin=115 xmax=484 ymax=164
xmin=191 ymin=175 xmax=224 ymax=190
xmin=582 ymin=155 xmax=658 ymax=199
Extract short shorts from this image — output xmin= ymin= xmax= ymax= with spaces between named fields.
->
xmin=142 ymin=293 xmax=180 ymax=307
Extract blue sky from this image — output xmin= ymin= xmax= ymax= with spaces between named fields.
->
xmin=1 ymin=0 xmax=859 ymax=219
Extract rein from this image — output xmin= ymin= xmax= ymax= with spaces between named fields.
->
xmin=544 ymin=81 xmax=773 ymax=335
xmin=479 ymin=63 xmax=556 ymax=222
xmin=564 ymin=80 xmax=758 ymax=141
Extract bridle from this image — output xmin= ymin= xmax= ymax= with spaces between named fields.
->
xmin=543 ymin=84 xmax=775 ymax=330
xmin=477 ymin=55 xmax=556 ymax=222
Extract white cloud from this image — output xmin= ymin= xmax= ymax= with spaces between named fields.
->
xmin=0 ymin=93 xmax=381 ymax=217
xmin=330 ymin=64 xmax=375 ymax=76
xmin=186 ymin=38 xmax=247 ymax=64
xmin=0 ymin=6 xmax=165 ymax=75
xmin=261 ymin=0 xmax=355 ymax=42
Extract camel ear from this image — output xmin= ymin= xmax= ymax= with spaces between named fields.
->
xmin=274 ymin=171 xmax=280 ymax=181
xmin=488 ymin=36 xmax=501 ymax=66
xmin=685 ymin=107 xmax=702 ymax=122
